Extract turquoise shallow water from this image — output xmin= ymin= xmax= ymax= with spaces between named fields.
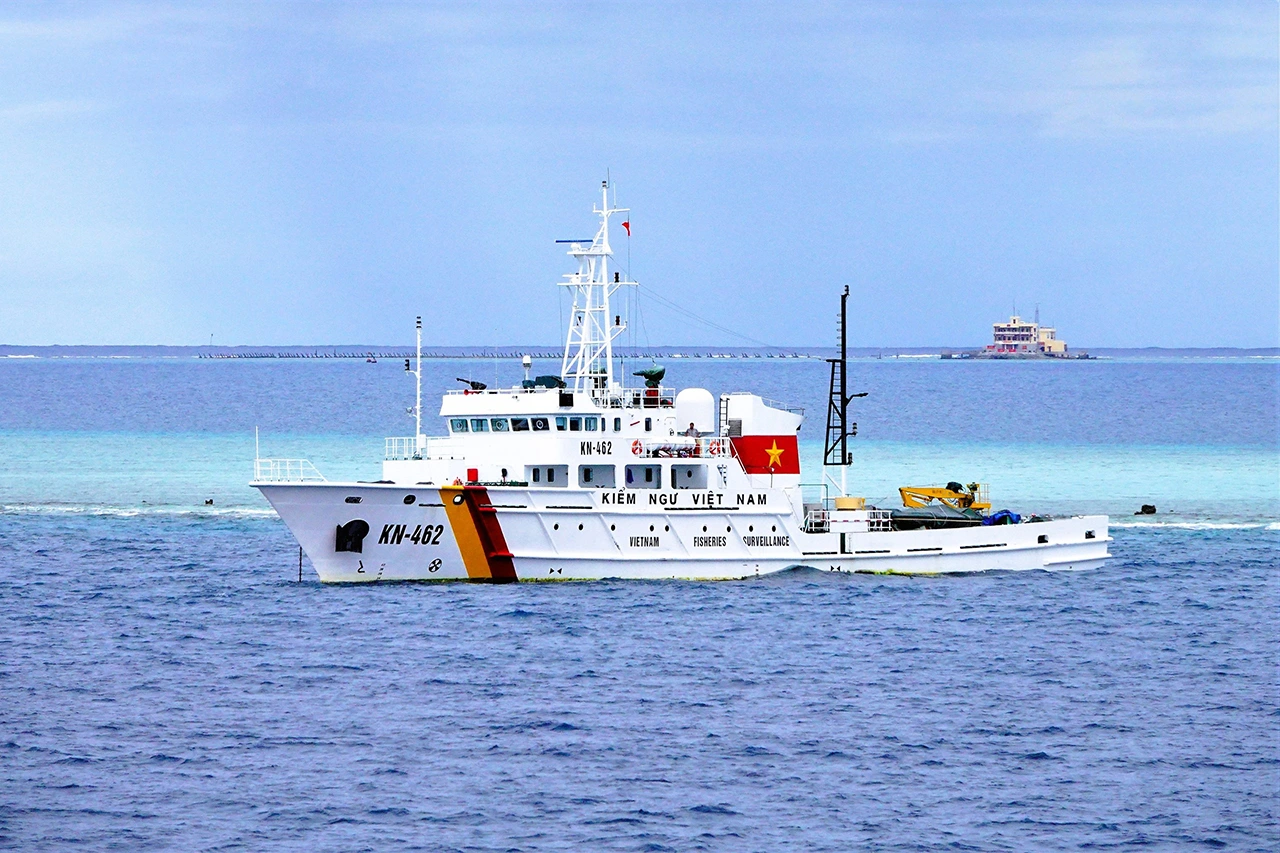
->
xmin=1 ymin=432 xmax=1275 ymax=527
xmin=1 ymin=355 xmax=1277 ymax=850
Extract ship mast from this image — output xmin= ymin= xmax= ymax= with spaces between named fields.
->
xmin=823 ymin=286 xmax=866 ymax=496
xmin=559 ymin=181 xmax=635 ymax=396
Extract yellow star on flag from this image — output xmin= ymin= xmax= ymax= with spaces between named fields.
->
xmin=765 ymin=440 xmax=785 ymax=468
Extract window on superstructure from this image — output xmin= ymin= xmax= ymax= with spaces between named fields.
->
xmin=585 ymin=417 xmax=598 ymax=431
xmin=613 ymin=417 xmax=621 ymax=432
xmin=555 ymin=417 xmax=567 ymax=431
xmin=532 ymin=417 xmax=550 ymax=431
xmin=470 ymin=418 xmax=489 ymax=432
xmin=450 ymin=418 xmax=468 ymax=433
xmin=548 ymin=468 xmax=555 ymax=482
xmin=532 ymin=468 xmax=540 ymax=483
xmin=491 ymin=418 xmax=509 ymax=432
xmin=511 ymin=418 xmax=529 ymax=432
xmin=569 ymin=417 xmax=582 ymax=432
xmin=644 ymin=418 xmax=652 ymax=432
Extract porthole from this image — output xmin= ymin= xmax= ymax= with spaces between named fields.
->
xmin=553 ymin=523 xmax=559 ymax=530
xmin=772 ymin=525 xmax=777 ymax=532
xmin=345 ymin=496 xmax=362 ymax=504
xmin=702 ymin=525 xmax=707 ymax=532
xmin=649 ymin=524 xmax=654 ymax=532
xmin=578 ymin=523 xmax=584 ymax=531
xmin=610 ymin=524 xmax=616 ymax=531
xmin=664 ymin=525 xmax=669 ymax=532
xmin=726 ymin=526 xmax=731 ymax=533
xmin=403 ymin=495 xmax=416 ymax=505
xmin=748 ymin=525 xmax=753 ymax=532
xmin=452 ymin=495 xmax=465 ymax=505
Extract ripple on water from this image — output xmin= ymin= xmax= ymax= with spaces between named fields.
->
xmin=0 ymin=516 xmax=1276 ymax=850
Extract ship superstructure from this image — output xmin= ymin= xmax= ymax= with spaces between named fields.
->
xmin=253 ymin=184 xmax=1110 ymax=582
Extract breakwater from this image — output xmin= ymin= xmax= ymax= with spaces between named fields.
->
xmin=195 ymin=348 xmax=818 ymax=360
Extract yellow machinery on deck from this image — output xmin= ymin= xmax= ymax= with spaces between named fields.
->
xmin=899 ymin=482 xmax=990 ymax=511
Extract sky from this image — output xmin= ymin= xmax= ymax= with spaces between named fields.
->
xmin=0 ymin=1 xmax=1276 ymax=348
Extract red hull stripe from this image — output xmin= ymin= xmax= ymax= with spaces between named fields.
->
xmin=462 ymin=487 xmax=518 ymax=581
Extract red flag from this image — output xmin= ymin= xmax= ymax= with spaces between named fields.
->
xmin=730 ymin=435 xmax=800 ymax=475
xmin=621 ymin=220 xmax=630 ymax=236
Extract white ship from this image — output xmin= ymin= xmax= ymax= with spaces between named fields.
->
xmin=253 ymin=183 xmax=1110 ymax=582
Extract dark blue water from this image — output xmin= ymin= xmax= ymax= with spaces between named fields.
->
xmin=1 ymin=356 xmax=1277 ymax=850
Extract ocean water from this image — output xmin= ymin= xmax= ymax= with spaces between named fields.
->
xmin=1 ymin=355 xmax=1277 ymax=850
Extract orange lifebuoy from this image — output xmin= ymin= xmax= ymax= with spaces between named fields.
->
xmin=631 ymin=439 xmax=644 ymax=456
xmin=708 ymin=439 xmax=722 ymax=456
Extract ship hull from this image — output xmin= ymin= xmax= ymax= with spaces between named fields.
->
xmin=256 ymin=483 xmax=1111 ymax=583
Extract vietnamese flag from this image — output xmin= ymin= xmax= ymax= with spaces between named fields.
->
xmin=621 ymin=220 xmax=630 ymax=236
xmin=730 ymin=435 xmax=800 ymax=475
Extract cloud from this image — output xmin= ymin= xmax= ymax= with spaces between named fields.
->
xmin=0 ymin=99 xmax=103 ymax=125
xmin=969 ymin=5 xmax=1278 ymax=138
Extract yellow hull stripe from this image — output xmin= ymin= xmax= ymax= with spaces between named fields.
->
xmin=440 ymin=486 xmax=491 ymax=579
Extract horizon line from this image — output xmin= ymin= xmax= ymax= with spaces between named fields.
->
xmin=3 ymin=344 xmax=1278 ymax=354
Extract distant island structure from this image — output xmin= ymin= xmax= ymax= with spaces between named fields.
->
xmin=987 ymin=314 xmax=1067 ymax=356
xmin=943 ymin=310 xmax=1090 ymax=360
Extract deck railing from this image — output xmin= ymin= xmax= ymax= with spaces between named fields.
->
xmin=253 ymin=458 xmax=327 ymax=483
xmin=631 ymin=437 xmax=730 ymax=459
xmin=385 ymin=436 xmax=463 ymax=461
xmin=385 ymin=436 xmax=420 ymax=460
xmin=760 ymin=396 xmax=805 ymax=415
xmin=866 ymin=509 xmax=893 ymax=532
xmin=804 ymin=507 xmax=830 ymax=533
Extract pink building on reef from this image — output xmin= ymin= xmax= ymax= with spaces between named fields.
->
xmin=984 ymin=315 xmax=1068 ymax=357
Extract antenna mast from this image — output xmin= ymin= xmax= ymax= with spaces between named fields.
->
xmin=414 ymin=316 xmax=423 ymax=450
xmin=558 ymin=180 xmax=636 ymax=395
xmin=824 ymin=286 xmax=865 ymax=496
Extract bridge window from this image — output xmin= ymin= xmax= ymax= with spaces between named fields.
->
xmin=470 ymin=418 xmax=489 ymax=432
xmin=569 ymin=417 xmax=582 ymax=431
xmin=672 ymin=464 xmax=707 ymax=489
xmin=491 ymin=418 xmax=509 ymax=432
xmin=450 ymin=418 xmax=468 ymax=433
xmin=585 ymin=416 xmax=598 ymax=431
xmin=527 ymin=465 xmax=568 ymax=487
xmin=625 ymin=464 xmax=662 ymax=489
xmin=555 ymin=417 xmax=567 ymax=431
xmin=511 ymin=417 xmax=530 ymax=432
xmin=579 ymin=465 xmax=616 ymax=488
xmin=532 ymin=417 xmax=550 ymax=431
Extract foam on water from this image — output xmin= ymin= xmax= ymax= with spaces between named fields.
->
xmin=0 ymin=502 xmax=278 ymax=519
xmin=1112 ymin=520 xmax=1279 ymax=530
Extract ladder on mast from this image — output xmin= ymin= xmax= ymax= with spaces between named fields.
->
xmin=824 ymin=285 xmax=865 ymax=496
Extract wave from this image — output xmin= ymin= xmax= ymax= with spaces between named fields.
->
xmin=0 ymin=503 xmax=277 ymax=520
xmin=1112 ymin=520 xmax=1278 ymax=530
